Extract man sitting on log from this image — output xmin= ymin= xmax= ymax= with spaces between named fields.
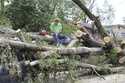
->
xmin=49 ymin=18 xmax=71 ymax=46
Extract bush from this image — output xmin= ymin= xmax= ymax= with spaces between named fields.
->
xmin=0 ymin=14 xmax=10 ymax=26
xmin=6 ymin=0 xmax=51 ymax=32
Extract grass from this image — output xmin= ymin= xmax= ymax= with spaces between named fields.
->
xmin=62 ymin=23 xmax=77 ymax=36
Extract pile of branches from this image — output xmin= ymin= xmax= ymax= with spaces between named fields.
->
xmin=0 ymin=26 xmax=124 ymax=83
xmin=0 ymin=0 xmax=125 ymax=83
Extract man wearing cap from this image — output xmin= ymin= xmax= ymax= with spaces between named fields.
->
xmin=49 ymin=18 xmax=62 ymax=33
xmin=49 ymin=18 xmax=63 ymax=46
xmin=49 ymin=18 xmax=71 ymax=46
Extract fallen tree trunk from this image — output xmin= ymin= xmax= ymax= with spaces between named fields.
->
xmin=24 ymin=60 xmax=125 ymax=75
xmin=0 ymin=38 xmax=103 ymax=55
xmin=67 ymin=39 xmax=78 ymax=47
xmin=56 ymin=47 xmax=103 ymax=55
xmin=80 ymin=34 xmax=104 ymax=47
xmin=0 ymin=38 xmax=51 ymax=51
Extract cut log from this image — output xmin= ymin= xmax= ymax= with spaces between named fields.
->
xmin=117 ymin=49 xmax=125 ymax=64
xmin=40 ymin=51 xmax=56 ymax=58
xmin=0 ymin=38 xmax=103 ymax=55
xmin=119 ymin=56 xmax=125 ymax=64
xmin=0 ymin=38 xmax=51 ymax=51
xmin=67 ymin=39 xmax=78 ymax=47
xmin=80 ymin=34 xmax=104 ymax=47
xmin=56 ymin=47 xmax=103 ymax=55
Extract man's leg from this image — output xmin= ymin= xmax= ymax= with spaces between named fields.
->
xmin=53 ymin=33 xmax=60 ymax=46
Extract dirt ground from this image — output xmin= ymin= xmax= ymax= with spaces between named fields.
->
xmin=75 ymin=74 xmax=125 ymax=83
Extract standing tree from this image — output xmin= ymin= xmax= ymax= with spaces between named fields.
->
xmin=0 ymin=0 xmax=11 ymax=25
xmin=0 ymin=0 xmax=4 ymax=14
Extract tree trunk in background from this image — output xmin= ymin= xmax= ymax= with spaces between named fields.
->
xmin=72 ymin=0 xmax=108 ymax=38
xmin=0 ymin=0 xmax=4 ymax=14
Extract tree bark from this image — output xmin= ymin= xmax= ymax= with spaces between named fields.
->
xmin=57 ymin=47 xmax=103 ymax=55
xmin=0 ymin=38 xmax=103 ymax=55
xmin=80 ymin=34 xmax=104 ymax=47
xmin=67 ymin=39 xmax=78 ymax=47
xmin=72 ymin=0 xmax=108 ymax=37
xmin=0 ymin=38 xmax=51 ymax=51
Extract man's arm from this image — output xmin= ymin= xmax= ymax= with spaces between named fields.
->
xmin=49 ymin=23 xmax=54 ymax=32
xmin=58 ymin=23 xmax=63 ymax=32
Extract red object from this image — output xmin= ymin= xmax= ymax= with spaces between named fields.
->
xmin=39 ymin=31 xmax=48 ymax=36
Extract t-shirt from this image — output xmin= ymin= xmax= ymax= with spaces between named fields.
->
xmin=49 ymin=22 xmax=62 ymax=33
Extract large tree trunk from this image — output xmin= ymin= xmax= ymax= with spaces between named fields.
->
xmin=56 ymin=47 xmax=103 ymax=55
xmin=0 ymin=38 xmax=51 ymax=51
xmin=72 ymin=0 xmax=108 ymax=38
xmin=0 ymin=38 xmax=103 ymax=55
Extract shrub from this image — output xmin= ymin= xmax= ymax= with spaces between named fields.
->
xmin=6 ymin=0 xmax=51 ymax=32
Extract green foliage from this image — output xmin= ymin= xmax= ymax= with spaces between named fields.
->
xmin=6 ymin=0 xmax=37 ymax=31
xmin=5 ymin=0 xmax=88 ymax=31
xmin=0 ymin=45 xmax=20 ymax=77
xmin=16 ymin=31 xmax=32 ymax=43
xmin=0 ymin=14 xmax=10 ymax=26
xmin=6 ymin=0 xmax=52 ymax=32
xmin=62 ymin=23 xmax=77 ymax=35
xmin=87 ymin=56 xmax=107 ymax=65
xmin=37 ymin=52 xmax=77 ymax=83
xmin=87 ymin=48 xmax=118 ymax=66
xmin=107 ymin=48 xmax=118 ymax=65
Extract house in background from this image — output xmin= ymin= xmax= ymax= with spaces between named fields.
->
xmin=77 ymin=21 xmax=125 ymax=41
xmin=104 ymin=24 xmax=125 ymax=41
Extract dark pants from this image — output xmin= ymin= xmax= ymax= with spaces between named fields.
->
xmin=53 ymin=33 xmax=71 ymax=45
